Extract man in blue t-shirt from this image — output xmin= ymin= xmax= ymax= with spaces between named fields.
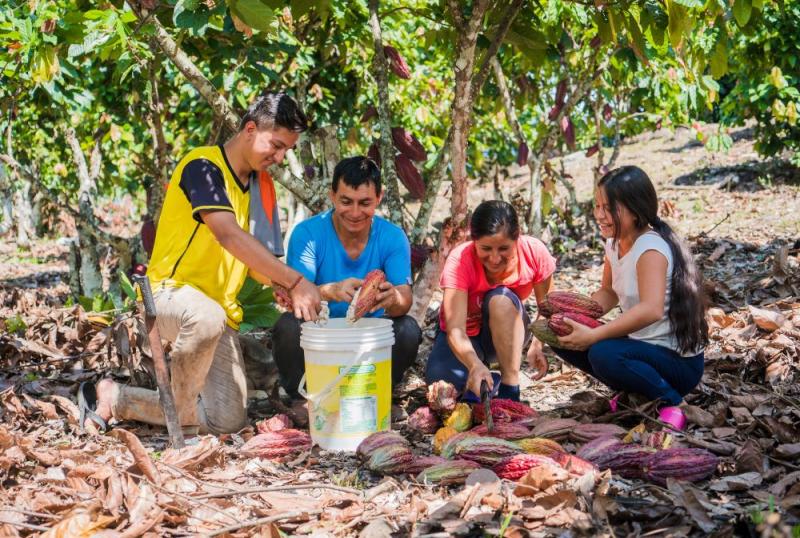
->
xmin=272 ymin=156 xmax=423 ymax=397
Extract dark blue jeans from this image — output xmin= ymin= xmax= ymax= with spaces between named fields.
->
xmin=425 ymin=287 xmax=530 ymax=395
xmin=551 ymin=338 xmax=704 ymax=406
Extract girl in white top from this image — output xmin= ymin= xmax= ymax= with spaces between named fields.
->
xmin=554 ymin=166 xmax=708 ymax=430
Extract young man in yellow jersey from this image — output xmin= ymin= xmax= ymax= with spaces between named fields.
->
xmin=83 ymin=92 xmax=321 ymax=434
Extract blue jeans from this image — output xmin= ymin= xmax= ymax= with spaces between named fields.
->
xmin=551 ymin=338 xmax=704 ymax=406
xmin=425 ymin=287 xmax=530 ymax=396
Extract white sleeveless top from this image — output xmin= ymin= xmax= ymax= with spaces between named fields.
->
xmin=604 ymin=231 xmax=700 ymax=357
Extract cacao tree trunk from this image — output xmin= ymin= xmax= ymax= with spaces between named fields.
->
xmin=12 ymin=175 xmax=35 ymax=248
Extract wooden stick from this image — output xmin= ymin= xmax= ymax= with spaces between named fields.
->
xmin=206 ymin=509 xmax=323 ymax=537
xmin=0 ymin=519 xmax=51 ymax=532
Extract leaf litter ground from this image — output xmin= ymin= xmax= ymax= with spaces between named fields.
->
xmin=0 ymin=126 xmax=799 ymax=536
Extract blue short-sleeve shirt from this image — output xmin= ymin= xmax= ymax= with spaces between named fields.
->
xmin=287 ymin=210 xmax=412 ymax=318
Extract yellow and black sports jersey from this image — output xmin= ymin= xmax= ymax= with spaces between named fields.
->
xmin=147 ymin=145 xmax=253 ymax=328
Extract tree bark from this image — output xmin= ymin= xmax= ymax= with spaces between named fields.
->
xmin=145 ymin=58 xmax=169 ymax=221
xmin=368 ymin=0 xmax=404 ymax=227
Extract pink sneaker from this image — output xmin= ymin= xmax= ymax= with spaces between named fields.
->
xmin=658 ymin=406 xmax=686 ymax=431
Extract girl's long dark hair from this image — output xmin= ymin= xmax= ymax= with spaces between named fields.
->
xmin=599 ymin=166 xmax=708 ymax=354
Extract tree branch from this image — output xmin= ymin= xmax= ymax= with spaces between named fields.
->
xmin=471 ymin=0 xmax=524 ymax=99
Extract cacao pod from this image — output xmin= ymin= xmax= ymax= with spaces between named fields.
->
xmin=643 ymin=448 xmax=718 ymax=486
xmin=140 ymin=218 xmax=156 ymax=257
xmin=548 ymin=312 xmax=604 ymax=337
xmin=569 ymin=423 xmax=627 ymax=443
xmin=531 ymin=319 xmax=560 ymax=347
xmin=395 ymin=153 xmax=425 ymax=199
xmin=470 ymin=423 xmax=531 ymax=440
xmin=516 ymin=437 xmax=566 ymax=457
xmin=576 ymin=436 xmax=622 ymax=464
xmin=444 ymin=403 xmax=472 ymax=432
xmin=383 ymin=45 xmax=411 ymax=79
xmin=472 ymin=399 xmax=538 ymax=425
xmin=546 ymin=291 xmax=603 ymax=318
xmin=406 ymin=455 xmax=448 ymax=475
xmin=547 ymin=103 xmax=563 ymax=122
xmin=256 ymin=414 xmax=293 ymax=433
xmin=391 ymin=127 xmax=427 ymax=162
xmin=516 ymin=142 xmax=529 ymax=166
xmin=346 ymin=269 xmax=386 ymax=322
xmin=549 ymin=452 xmax=597 ymax=477
xmin=538 ymin=298 xmax=555 ymax=318
xmin=303 ymin=165 xmax=316 ymax=180
xmin=366 ymin=443 xmax=414 ymax=475
xmin=427 ymin=381 xmax=458 ymax=416
xmin=493 ymin=454 xmax=559 ymax=481
xmin=590 ymin=36 xmax=602 ymax=48
xmin=603 ymin=104 xmax=613 ymax=122
xmin=433 ymin=426 xmax=459 ymax=455
xmin=356 ymin=431 xmax=408 ymax=462
xmin=240 ymin=429 xmax=311 ymax=459
xmin=560 ymin=116 xmax=576 ymax=150
xmin=555 ymin=80 xmax=567 ymax=107
xmin=407 ymin=406 xmax=439 ymax=434
xmin=410 ymin=244 xmax=432 ymax=272
xmin=360 ymin=105 xmax=377 ymax=123
xmin=367 ymin=143 xmax=381 ymax=168
xmin=439 ymin=430 xmax=479 ymax=459
xmin=452 ymin=436 xmax=524 ymax=466
xmin=530 ymin=418 xmax=580 ymax=441
xmin=585 ymin=143 xmax=599 ymax=158
xmin=603 ymin=444 xmax=657 ymax=479
xmin=416 ymin=459 xmax=482 ymax=486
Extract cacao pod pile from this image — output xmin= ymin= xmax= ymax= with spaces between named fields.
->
xmin=469 ymin=422 xmax=531 ymax=440
xmin=391 ymin=127 xmax=427 ymax=162
xmin=256 ymin=414 xmax=293 ymax=433
xmin=549 ymin=312 xmax=604 ymax=337
xmin=643 ymin=447 xmax=718 ymax=486
xmin=427 ymin=381 xmax=458 ymax=416
xmin=569 ymin=422 xmax=627 ymax=443
xmin=493 ymin=454 xmax=559 ymax=480
xmin=433 ymin=426 xmax=459 ymax=455
xmin=451 ymin=436 xmax=523 ymax=466
xmin=383 ymin=45 xmax=411 ymax=79
xmin=444 ymin=403 xmax=472 ymax=432
xmin=416 ymin=460 xmax=482 ymax=486
xmin=516 ymin=437 xmax=566 ymax=457
xmin=395 ymin=153 xmax=425 ymax=199
xmin=471 ymin=398 xmax=538 ymax=424
xmin=240 ymin=429 xmax=311 ymax=459
xmin=530 ymin=418 xmax=580 ymax=441
xmin=346 ymin=269 xmax=386 ymax=323
xmin=407 ymin=406 xmax=439 ymax=434
xmin=406 ymin=455 xmax=448 ymax=475
xmin=356 ymin=431 xmax=407 ymax=462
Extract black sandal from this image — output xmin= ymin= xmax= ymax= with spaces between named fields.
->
xmin=77 ymin=381 xmax=108 ymax=433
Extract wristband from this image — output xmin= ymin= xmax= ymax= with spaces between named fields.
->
xmin=287 ymin=274 xmax=304 ymax=291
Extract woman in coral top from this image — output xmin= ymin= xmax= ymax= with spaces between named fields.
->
xmin=554 ymin=166 xmax=708 ymax=430
xmin=425 ymin=200 xmax=556 ymax=401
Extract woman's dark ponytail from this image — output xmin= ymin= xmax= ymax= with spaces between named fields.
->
xmin=599 ymin=166 xmax=708 ymax=354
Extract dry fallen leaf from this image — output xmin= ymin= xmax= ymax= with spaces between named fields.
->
xmin=108 ymin=428 xmax=161 ymax=485
xmin=748 ymin=305 xmax=787 ymax=332
xmin=513 ymin=464 xmax=569 ymax=498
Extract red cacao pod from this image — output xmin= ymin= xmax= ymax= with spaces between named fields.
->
xmin=585 ymin=143 xmax=599 ymax=158
xmin=643 ymin=448 xmax=718 ymax=486
xmin=472 ymin=399 xmax=538 ymax=425
xmin=391 ymin=127 xmax=427 ymax=162
xmin=360 ymin=104 xmax=377 ymax=123
xmin=546 ymin=291 xmax=603 ymax=318
xmin=603 ymin=444 xmax=657 ymax=479
xmin=452 ymin=436 xmax=524 ymax=466
xmin=367 ymin=143 xmax=381 ymax=168
xmin=407 ymin=406 xmax=440 ymax=434
xmin=346 ymin=269 xmax=386 ymax=322
xmin=256 ymin=414 xmax=293 ymax=433
xmin=470 ymin=422 xmax=531 ymax=440
xmin=549 ymin=452 xmax=597 ymax=477
xmin=516 ymin=142 xmax=529 ymax=166
xmin=493 ymin=454 xmax=559 ymax=480
xmin=576 ymin=436 xmax=622 ymax=464
xmin=561 ymin=116 xmax=576 ymax=150
xmin=406 ymin=455 xmax=448 ymax=475
xmin=603 ymin=104 xmax=613 ymax=122
xmin=590 ymin=36 xmax=602 ymax=48
xmin=547 ymin=103 xmax=563 ymax=122
xmin=548 ymin=312 xmax=604 ymax=337
xmin=530 ymin=418 xmax=580 ymax=441
xmin=384 ymin=45 xmax=411 ymax=79
xmin=240 ymin=429 xmax=311 ymax=459
xmin=569 ymin=423 xmax=627 ymax=443
xmin=395 ymin=154 xmax=425 ymax=199
xmin=410 ymin=244 xmax=432 ymax=272
xmin=555 ymin=80 xmax=567 ymax=107
xmin=538 ymin=298 xmax=555 ymax=317
xmin=141 ymin=218 xmax=156 ymax=257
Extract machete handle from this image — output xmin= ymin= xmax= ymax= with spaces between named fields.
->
xmin=132 ymin=274 xmax=157 ymax=318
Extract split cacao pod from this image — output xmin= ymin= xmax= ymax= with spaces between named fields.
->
xmin=548 ymin=312 xmax=604 ymax=337
xmin=643 ymin=448 xmax=718 ymax=486
xmin=548 ymin=452 xmax=597 ymax=477
xmin=273 ymin=284 xmax=292 ymax=310
xmin=416 ymin=460 xmax=482 ymax=486
xmin=407 ymin=406 xmax=439 ymax=434
xmin=531 ymin=319 xmax=560 ymax=347
xmin=432 ymin=426 xmax=459 ymax=455
xmin=452 ymin=436 xmax=524 ymax=466
xmin=530 ymin=418 xmax=579 ymax=441
xmin=516 ymin=437 xmax=566 ymax=457
xmin=383 ymin=45 xmax=411 ymax=79
xmin=427 ymin=381 xmax=458 ymax=416
xmin=347 ymin=269 xmax=386 ymax=322
xmin=569 ymin=423 xmax=627 ymax=443
xmin=444 ymin=403 xmax=472 ymax=432
xmin=391 ymin=127 xmax=427 ymax=162
xmin=256 ymin=414 xmax=293 ymax=433
xmin=356 ymin=431 xmax=408 ymax=462
xmin=545 ymin=291 xmax=603 ymax=318
xmin=493 ymin=454 xmax=559 ymax=481
xmin=240 ymin=429 xmax=311 ymax=459
xmin=395 ymin=153 xmax=425 ymax=199
xmin=472 ymin=399 xmax=538 ymax=425
xmin=365 ymin=443 xmax=414 ymax=475
xmin=469 ymin=423 xmax=531 ymax=440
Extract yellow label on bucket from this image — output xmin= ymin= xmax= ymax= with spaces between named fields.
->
xmin=306 ymin=359 xmax=391 ymax=437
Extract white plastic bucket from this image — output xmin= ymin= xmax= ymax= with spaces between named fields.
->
xmin=299 ymin=318 xmax=394 ymax=452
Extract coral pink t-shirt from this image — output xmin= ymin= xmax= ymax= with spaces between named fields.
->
xmin=439 ymin=235 xmax=556 ymax=336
